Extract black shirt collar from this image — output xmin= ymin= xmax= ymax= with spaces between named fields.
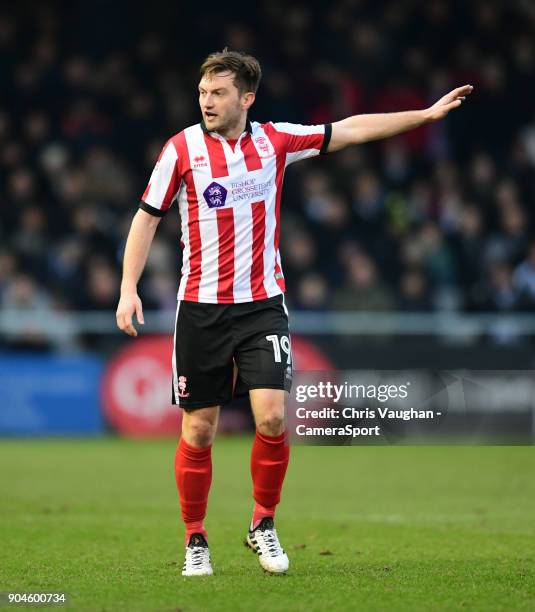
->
xmin=201 ymin=118 xmax=253 ymax=136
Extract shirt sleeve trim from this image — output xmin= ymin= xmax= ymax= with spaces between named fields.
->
xmin=320 ymin=123 xmax=332 ymax=155
xmin=139 ymin=200 xmax=166 ymax=217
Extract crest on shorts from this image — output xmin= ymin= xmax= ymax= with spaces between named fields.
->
xmin=177 ymin=375 xmax=190 ymax=398
xmin=203 ymin=181 xmax=228 ymax=208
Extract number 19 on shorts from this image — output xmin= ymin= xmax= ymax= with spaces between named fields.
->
xmin=266 ymin=335 xmax=292 ymax=364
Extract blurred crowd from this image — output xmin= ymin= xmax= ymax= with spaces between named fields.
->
xmin=2 ymin=0 xmax=535 ymax=340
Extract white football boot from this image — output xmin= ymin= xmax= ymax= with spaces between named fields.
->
xmin=182 ymin=533 xmax=213 ymax=576
xmin=245 ymin=517 xmax=289 ymax=574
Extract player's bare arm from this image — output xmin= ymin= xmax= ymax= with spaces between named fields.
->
xmin=116 ymin=209 xmax=161 ymax=337
xmin=328 ymin=84 xmax=474 ymax=152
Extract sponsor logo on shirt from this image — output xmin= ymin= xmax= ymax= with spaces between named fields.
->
xmin=193 ymin=155 xmax=208 ymax=168
xmin=203 ymin=181 xmax=228 ymax=208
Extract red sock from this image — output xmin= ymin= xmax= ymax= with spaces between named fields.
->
xmin=250 ymin=430 xmax=290 ymax=529
xmin=174 ymin=437 xmax=212 ymax=544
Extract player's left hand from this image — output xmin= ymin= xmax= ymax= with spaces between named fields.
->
xmin=425 ymin=85 xmax=474 ymax=121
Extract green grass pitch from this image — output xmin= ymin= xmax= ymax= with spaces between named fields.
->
xmin=1 ymin=438 xmax=534 ymax=611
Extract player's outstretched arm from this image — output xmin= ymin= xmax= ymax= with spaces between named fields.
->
xmin=327 ymin=84 xmax=474 ymax=153
xmin=116 ymin=209 xmax=161 ymax=337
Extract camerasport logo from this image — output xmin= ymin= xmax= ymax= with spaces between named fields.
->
xmin=101 ymin=336 xmax=181 ymax=437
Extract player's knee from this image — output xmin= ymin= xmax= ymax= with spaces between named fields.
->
xmin=256 ymin=412 xmax=285 ymax=437
xmin=182 ymin=416 xmax=216 ymax=447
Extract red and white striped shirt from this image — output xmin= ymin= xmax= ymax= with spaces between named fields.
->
xmin=140 ymin=119 xmax=331 ymax=303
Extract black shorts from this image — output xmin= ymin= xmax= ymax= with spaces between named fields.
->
xmin=172 ymin=294 xmax=293 ymax=409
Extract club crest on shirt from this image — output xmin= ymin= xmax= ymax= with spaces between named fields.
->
xmin=203 ymin=181 xmax=228 ymax=208
xmin=254 ymin=136 xmax=275 ymax=158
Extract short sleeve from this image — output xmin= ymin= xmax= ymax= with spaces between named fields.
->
xmin=271 ymin=122 xmax=332 ymax=166
xmin=139 ymin=139 xmax=181 ymax=217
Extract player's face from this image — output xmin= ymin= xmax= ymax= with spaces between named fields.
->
xmin=198 ymin=71 xmax=250 ymax=134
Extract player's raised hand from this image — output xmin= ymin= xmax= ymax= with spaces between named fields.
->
xmin=116 ymin=291 xmax=144 ymax=337
xmin=426 ymin=85 xmax=474 ymax=121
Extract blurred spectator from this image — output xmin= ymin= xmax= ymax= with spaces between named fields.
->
xmin=513 ymin=242 xmax=535 ymax=308
xmin=352 ymin=170 xmax=385 ymax=225
xmin=12 ymin=206 xmax=49 ymax=280
xmin=484 ymin=201 xmax=529 ymax=267
xmin=294 ymin=273 xmax=330 ymax=311
xmin=331 ymin=253 xmax=395 ymax=311
xmin=398 ymin=268 xmax=431 ymax=311
xmin=80 ymin=258 xmax=120 ymax=311
xmin=281 ymin=228 xmax=318 ymax=288
xmin=419 ymin=222 xmax=457 ymax=288
xmin=452 ymin=204 xmax=486 ymax=308
xmin=1 ymin=273 xmax=54 ymax=350
xmin=0 ymin=251 xmax=18 ymax=297
xmin=482 ymin=262 xmax=517 ymax=312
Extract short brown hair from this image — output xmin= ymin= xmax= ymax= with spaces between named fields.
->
xmin=200 ymin=49 xmax=262 ymax=94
